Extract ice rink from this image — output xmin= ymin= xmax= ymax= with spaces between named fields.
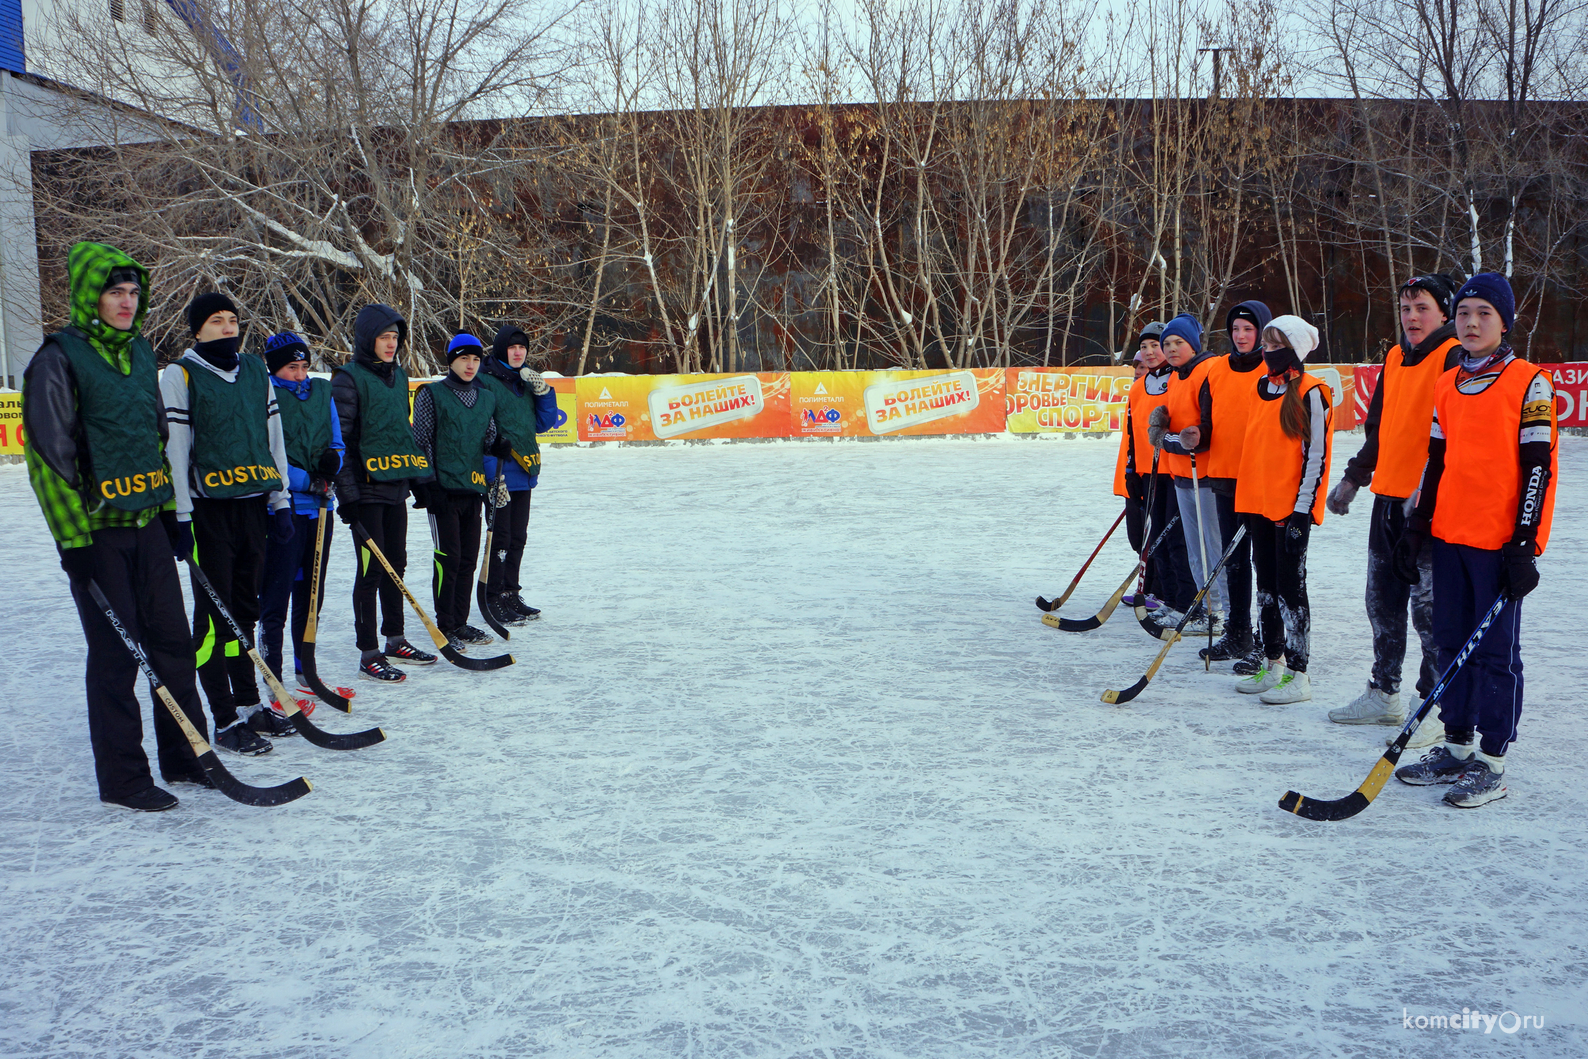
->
xmin=2 ymin=436 xmax=1585 ymax=1057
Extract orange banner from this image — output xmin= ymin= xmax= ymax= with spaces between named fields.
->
xmin=1005 ymin=367 xmax=1133 ymax=433
xmin=789 ymin=369 xmax=1005 ymax=437
xmin=575 ymin=373 xmax=791 ymax=441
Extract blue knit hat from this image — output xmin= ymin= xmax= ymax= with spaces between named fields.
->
xmin=1159 ymin=313 xmax=1203 ymax=354
xmin=1453 ymin=273 xmax=1515 ymax=332
xmin=264 ymin=330 xmax=310 ymax=373
xmin=446 ymin=332 xmax=485 ymax=363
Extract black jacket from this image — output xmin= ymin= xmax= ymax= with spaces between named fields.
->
xmin=333 ymin=304 xmax=413 ymax=506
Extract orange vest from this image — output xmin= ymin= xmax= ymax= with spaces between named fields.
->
xmin=1114 ymin=375 xmax=1171 ymax=495
xmin=1430 ymin=358 xmax=1558 ymax=555
xmin=1235 ymin=374 xmax=1334 ymax=524
xmin=1162 ymin=357 xmax=1215 ymax=478
xmin=1371 ymin=336 xmax=1461 ymax=499
xmin=1203 ymin=356 xmax=1263 ymax=480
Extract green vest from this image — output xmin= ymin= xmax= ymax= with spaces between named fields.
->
xmin=53 ymin=329 xmax=174 ymax=512
xmin=478 ymin=373 xmax=541 ymax=477
xmin=277 ymin=377 xmax=333 ymax=472
xmin=341 ymin=359 xmax=428 ymax=481
xmin=425 ymin=380 xmax=494 ymax=493
xmin=184 ymin=353 xmax=282 ymax=498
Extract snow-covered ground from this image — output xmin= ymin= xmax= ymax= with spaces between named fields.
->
xmin=2 ymin=436 xmax=1585 ymax=1058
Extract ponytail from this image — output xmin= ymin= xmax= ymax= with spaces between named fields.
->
xmin=1279 ymin=371 xmax=1309 ymax=439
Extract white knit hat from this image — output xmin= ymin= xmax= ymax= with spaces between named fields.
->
xmin=1265 ymin=315 xmax=1320 ymax=362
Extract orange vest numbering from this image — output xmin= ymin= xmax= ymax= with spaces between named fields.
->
xmin=1114 ymin=376 xmax=1170 ymax=496
xmin=1203 ymin=357 xmax=1263 ymax=480
xmin=1235 ymin=374 xmax=1333 ymax=524
xmin=1371 ymin=336 xmax=1461 ymax=499
xmin=1431 ymin=359 xmax=1558 ymax=555
xmin=1162 ymin=358 xmax=1215 ymax=479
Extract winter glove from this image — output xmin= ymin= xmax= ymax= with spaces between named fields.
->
xmin=161 ymin=510 xmax=195 ymax=560
xmin=1326 ymin=478 xmax=1359 ymax=516
xmin=489 ymin=435 xmax=515 ymax=459
xmin=1177 ymin=425 xmax=1201 ymax=450
xmin=58 ymin=544 xmax=96 ymax=585
xmin=316 ymin=448 xmax=341 ymax=476
xmin=413 ymin=481 xmax=447 ymax=511
xmin=305 ymin=476 xmax=334 ymax=501
xmin=1124 ymin=471 xmax=1145 ymax=504
xmin=1282 ymin=511 xmax=1310 ymax=555
xmin=270 ymin=508 xmax=296 ymax=545
xmin=519 ymin=367 xmax=550 ymax=396
xmin=337 ymin=501 xmax=359 ymax=527
xmin=1499 ymin=540 xmax=1540 ymax=600
xmin=1390 ymin=516 xmax=1428 ymax=586
xmin=1146 ymin=405 xmax=1170 ymax=449
xmin=491 ymin=477 xmax=511 ymax=509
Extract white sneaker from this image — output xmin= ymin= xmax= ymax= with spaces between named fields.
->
xmin=1329 ymin=683 xmax=1405 ymax=725
xmin=1180 ymin=612 xmax=1224 ymax=637
xmin=1151 ymin=608 xmax=1186 ymax=631
xmin=1391 ymin=700 xmax=1446 ymax=749
xmin=1260 ymin=670 xmax=1312 ymax=704
xmin=1236 ymin=658 xmax=1286 ymax=695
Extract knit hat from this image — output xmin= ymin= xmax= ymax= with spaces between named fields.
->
xmin=1399 ymin=273 xmax=1462 ymax=319
xmin=265 ymin=331 xmax=311 ymax=374
xmin=187 ymin=291 xmax=239 ymax=336
xmin=1264 ymin=315 xmax=1320 ymax=362
xmin=446 ymin=332 xmax=485 ymax=363
xmin=1137 ymin=320 xmax=1166 ymax=346
xmin=1453 ymin=272 xmax=1515 ymax=332
xmin=104 ymin=266 xmax=142 ymax=291
xmin=1159 ymin=313 xmax=1202 ymax=354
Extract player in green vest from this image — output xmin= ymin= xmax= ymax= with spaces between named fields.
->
xmin=162 ymin=292 xmax=295 ymax=756
xmin=258 ymin=331 xmax=348 ymax=703
xmin=333 ymin=303 xmax=437 ymax=681
xmin=22 ymin=241 xmax=211 ymax=811
xmin=410 ymin=334 xmax=512 ymax=648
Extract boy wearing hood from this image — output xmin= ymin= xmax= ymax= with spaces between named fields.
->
xmin=1327 ymin=274 xmax=1464 ymax=740
xmin=1392 ymin=274 xmax=1556 ymax=808
xmin=333 ymin=303 xmax=437 ymax=681
xmin=258 ymin=332 xmax=346 ymax=700
xmin=1197 ymin=300 xmax=1271 ymax=671
xmin=23 ymin=242 xmax=212 ymax=810
xmin=477 ymin=324 xmax=560 ymax=626
xmin=162 ymin=292 xmax=295 ymax=756
xmin=410 ymin=334 xmax=510 ymax=647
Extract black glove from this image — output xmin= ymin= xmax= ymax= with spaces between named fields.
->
xmin=1125 ymin=471 xmax=1145 ymax=504
xmin=270 ymin=508 xmax=296 ymax=545
xmin=1391 ymin=516 xmax=1428 ymax=585
xmin=1500 ymin=541 xmax=1540 ymax=600
xmin=337 ymin=501 xmax=359 ymax=527
xmin=161 ymin=510 xmax=195 ymax=560
xmin=412 ymin=482 xmax=446 ymax=511
xmin=317 ymin=448 xmax=341 ymax=476
xmin=1282 ymin=511 xmax=1310 ymax=555
xmin=306 ymin=476 xmax=333 ymax=500
xmin=489 ymin=436 xmax=515 ymax=459
xmin=58 ymin=545 xmax=96 ymax=585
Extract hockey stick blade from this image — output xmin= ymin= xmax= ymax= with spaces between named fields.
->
xmin=441 ymin=644 xmax=515 ymax=671
xmin=1134 ymin=604 xmax=1177 ymax=641
xmin=1042 ymin=562 xmax=1138 ymax=632
xmin=198 ymin=748 xmax=314 ymax=807
xmin=1036 ymin=595 xmax=1057 ymax=612
xmin=297 ymin=644 xmax=351 ymax=712
xmin=288 ymin=710 xmax=387 ymax=750
xmin=1035 ymin=509 xmax=1127 ymax=613
xmin=475 ymin=466 xmax=512 ymax=641
xmin=1278 ymin=593 xmax=1510 ymax=823
xmin=477 ymin=580 xmax=511 ymax=640
xmin=297 ymin=512 xmax=350 ymax=711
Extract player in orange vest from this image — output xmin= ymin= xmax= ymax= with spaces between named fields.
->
xmin=1326 ymin=274 xmax=1464 ymax=739
xmin=1232 ymin=316 xmax=1332 ymax=704
xmin=1116 ymin=321 xmax=1190 ymax=611
xmin=1393 ymin=273 xmax=1557 ymax=808
xmin=1198 ymin=299 xmax=1271 ymax=671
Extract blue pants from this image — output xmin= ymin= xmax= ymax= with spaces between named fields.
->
xmin=259 ymin=512 xmax=335 ymax=683
xmin=1431 ymin=539 xmax=1524 ymax=758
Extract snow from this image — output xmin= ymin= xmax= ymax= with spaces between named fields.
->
xmin=2 ymin=436 xmax=1586 ymax=1058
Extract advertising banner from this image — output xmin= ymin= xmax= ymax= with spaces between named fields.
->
xmin=1005 ymin=367 xmax=1132 ymax=433
xmin=1550 ymin=363 xmax=1588 ymax=428
xmin=538 ymin=377 xmax=578 ymax=443
xmin=0 ymin=391 xmax=21 ymax=454
xmin=789 ymin=369 xmax=1005 ymax=437
xmin=575 ymin=373 xmax=790 ymax=442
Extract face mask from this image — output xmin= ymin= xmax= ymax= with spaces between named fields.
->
xmin=1263 ymin=346 xmax=1301 ymax=377
xmin=193 ymin=336 xmax=241 ymax=368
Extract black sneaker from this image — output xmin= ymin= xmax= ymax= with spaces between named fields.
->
xmin=360 ymin=654 xmax=408 ymax=682
xmin=1199 ymin=626 xmax=1255 ymax=663
xmin=438 ymin=629 xmax=468 ymax=653
xmin=1231 ymin=651 xmax=1266 ymax=677
xmin=245 ymin=706 xmax=297 ymax=738
xmin=384 ymin=639 xmax=438 ymax=665
xmin=453 ymin=624 xmax=494 ymax=646
xmin=1395 ymin=744 xmax=1473 ymax=786
xmin=215 ymin=721 xmax=273 ymax=756
xmin=161 ymin=768 xmax=217 ymax=790
xmin=506 ymin=593 xmax=541 ymax=620
xmin=102 ymin=785 xmax=179 ymax=812
xmin=487 ymin=593 xmax=530 ymax=627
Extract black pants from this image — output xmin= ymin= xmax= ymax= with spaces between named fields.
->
xmin=1431 ymin=539 xmax=1523 ymax=758
xmin=486 ymin=489 xmax=532 ymax=596
xmin=190 ymin=495 xmax=268 ymax=727
xmin=428 ymin=492 xmax=483 ymax=632
xmin=1366 ymin=495 xmax=1438 ymax=697
xmin=1249 ymin=514 xmax=1311 ymax=672
xmin=1146 ymin=474 xmax=1194 ymax=611
xmin=348 ymin=501 xmax=407 ymax=651
xmin=259 ymin=511 xmax=335 ymax=682
xmin=67 ymin=522 xmax=209 ymax=798
xmin=1215 ymin=489 xmax=1254 ymax=637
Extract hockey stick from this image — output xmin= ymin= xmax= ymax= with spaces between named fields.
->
xmin=475 ymin=465 xmax=511 ymax=640
xmin=86 ymin=579 xmax=311 ymax=807
xmin=1279 ymin=592 xmax=1509 ymax=822
xmin=1035 ymin=508 xmax=1126 ymax=612
xmin=1189 ymin=452 xmax=1214 ymax=669
xmin=1131 ymin=512 xmax=1187 ymax=641
xmin=298 ymin=506 xmax=351 ymax=712
xmin=1101 ymin=523 xmax=1248 ymax=704
xmin=1040 ymin=513 xmax=1180 ymax=633
xmin=353 ymin=522 xmax=515 ymax=671
xmin=182 ymin=556 xmax=386 ymax=751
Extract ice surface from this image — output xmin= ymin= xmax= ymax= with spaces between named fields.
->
xmin=2 ymin=436 xmax=1585 ymax=1058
